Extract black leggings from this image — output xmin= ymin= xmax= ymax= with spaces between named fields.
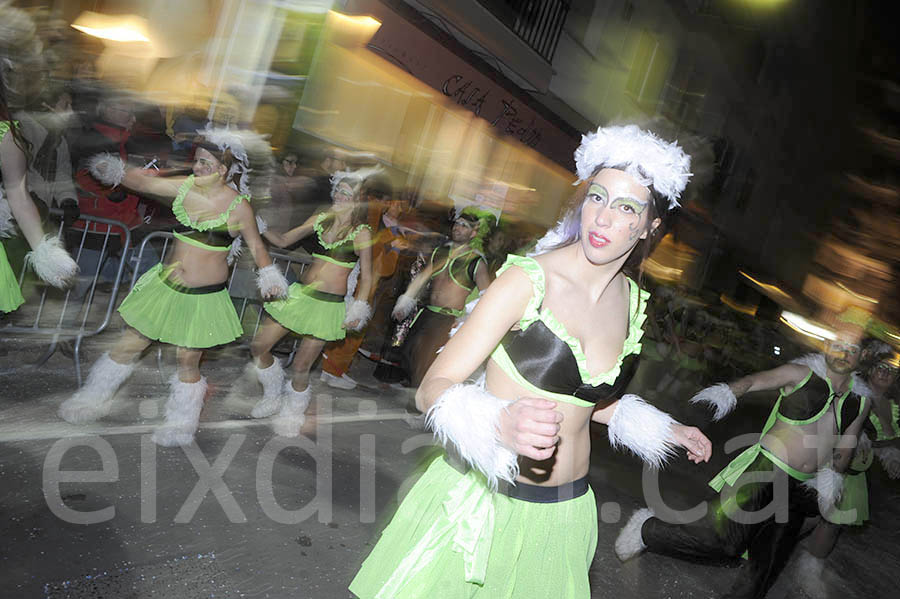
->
xmin=641 ymin=454 xmax=819 ymax=599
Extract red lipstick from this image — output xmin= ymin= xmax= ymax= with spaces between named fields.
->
xmin=588 ymin=232 xmax=610 ymax=248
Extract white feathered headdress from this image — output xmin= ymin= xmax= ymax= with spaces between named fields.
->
xmin=574 ymin=125 xmax=692 ymax=209
xmin=198 ymin=124 xmax=253 ymax=195
xmin=330 ymin=165 xmax=385 ymax=197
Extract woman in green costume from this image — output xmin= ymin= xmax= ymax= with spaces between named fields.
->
xmin=1 ymin=5 xmax=79 ymax=313
xmin=246 ymin=167 xmax=378 ymax=437
xmin=58 ymin=126 xmax=288 ymax=446
xmin=350 ymin=125 xmax=711 ymax=598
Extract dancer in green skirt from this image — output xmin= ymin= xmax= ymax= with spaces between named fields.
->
xmin=246 ymin=166 xmax=379 ymax=436
xmin=350 ymin=125 xmax=712 ymax=598
xmin=1 ymin=7 xmax=79 ymax=313
xmin=58 ymin=125 xmax=288 ymax=446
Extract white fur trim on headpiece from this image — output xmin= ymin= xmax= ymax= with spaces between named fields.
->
xmin=0 ymin=195 xmax=14 ymax=237
xmin=875 ymin=446 xmax=900 ymax=479
xmin=802 ymin=466 xmax=843 ymax=516
xmin=790 ymin=353 xmax=828 ymax=382
xmin=256 ymin=264 xmax=288 ymax=299
xmin=86 ymin=153 xmax=126 ymax=187
xmin=574 ymin=125 xmax=692 ymax=209
xmin=198 ymin=124 xmax=251 ymax=195
xmin=608 ymin=394 xmax=677 ymax=469
xmin=329 ymin=165 xmax=385 ymax=196
xmin=24 ymin=235 xmax=79 ymax=288
xmin=426 ymin=382 xmax=519 ymax=491
xmin=689 ymin=383 xmax=737 ymax=422
xmin=343 ymin=298 xmax=372 ymax=331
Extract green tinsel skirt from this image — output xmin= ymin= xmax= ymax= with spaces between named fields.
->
xmin=350 ymin=455 xmax=598 ymax=598
xmin=118 ymin=263 xmax=242 ymax=348
xmin=0 ymin=241 xmax=25 ymax=313
xmin=263 ymin=283 xmax=346 ymax=341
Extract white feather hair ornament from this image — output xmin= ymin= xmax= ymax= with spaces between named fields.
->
xmin=574 ymin=125 xmax=692 ymax=209
xmin=198 ymin=124 xmax=252 ymax=195
xmin=330 ymin=165 xmax=385 ymax=195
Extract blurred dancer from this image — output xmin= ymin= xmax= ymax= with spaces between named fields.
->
xmin=391 ymin=206 xmax=493 ymax=387
xmin=618 ymin=329 xmax=871 ymax=599
xmin=351 ymin=125 xmax=710 ymax=598
xmin=58 ymin=127 xmax=287 ymax=446
xmin=1 ymin=5 xmax=78 ymax=313
xmin=249 ymin=167 xmax=377 ymax=436
xmin=796 ymin=340 xmax=900 ymax=594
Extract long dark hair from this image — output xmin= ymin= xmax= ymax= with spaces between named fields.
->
xmin=0 ymin=73 xmax=33 ymax=162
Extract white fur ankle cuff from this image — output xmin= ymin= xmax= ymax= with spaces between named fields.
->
xmin=608 ymin=394 xmax=677 ymax=469
xmin=689 ymin=383 xmax=737 ymax=421
xmin=392 ymin=294 xmax=416 ymax=320
xmin=87 ymin=153 xmax=126 ymax=187
xmin=803 ymin=466 xmax=843 ymax=516
xmin=25 ymin=235 xmax=79 ymax=288
xmin=426 ymin=383 xmax=518 ymax=491
xmin=257 ymin=264 xmax=288 ymax=298
xmin=344 ymin=299 xmax=372 ymax=330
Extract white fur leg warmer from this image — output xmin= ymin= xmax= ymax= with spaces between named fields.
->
xmin=272 ymin=383 xmax=311 ymax=437
xmin=87 ymin=153 xmax=126 ymax=187
xmin=256 ymin=264 xmax=288 ymax=299
xmin=25 ymin=235 xmax=79 ymax=288
xmin=689 ymin=383 xmax=737 ymax=421
xmin=794 ymin=549 xmax=826 ymax=598
xmin=876 ymin=446 xmax=900 ymax=479
xmin=425 ymin=383 xmax=518 ymax=491
xmin=58 ymin=353 xmax=134 ymax=423
xmin=343 ymin=299 xmax=372 ymax=331
xmin=392 ymin=294 xmax=416 ymax=320
xmin=251 ymin=360 xmax=286 ymax=418
xmin=802 ymin=466 xmax=844 ymax=516
xmin=608 ymin=394 xmax=677 ymax=469
xmin=151 ymin=376 xmax=207 ymax=447
xmin=615 ymin=507 xmax=654 ymax=561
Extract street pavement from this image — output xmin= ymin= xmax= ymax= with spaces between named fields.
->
xmin=0 ymin=336 xmax=897 ymax=598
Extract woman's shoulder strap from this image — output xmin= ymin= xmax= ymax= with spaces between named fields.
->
xmin=496 ymin=254 xmax=545 ymax=328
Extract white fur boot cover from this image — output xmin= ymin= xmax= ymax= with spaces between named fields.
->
xmin=343 ymin=298 xmax=372 ymax=331
xmin=25 ymin=235 xmax=79 ymax=288
xmin=251 ymin=360 xmax=286 ymax=418
xmin=425 ymin=383 xmax=518 ymax=491
xmin=152 ymin=376 xmax=208 ymax=447
xmin=802 ymin=466 xmax=843 ymax=516
xmin=608 ymin=394 xmax=677 ymax=469
xmin=58 ymin=353 xmax=135 ymax=423
xmin=271 ymin=382 xmax=311 ymax=437
xmin=615 ymin=507 xmax=654 ymax=561
xmin=794 ymin=549 xmax=826 ymax=598
xmin=689 ymin=383 xmax=737 ymax=421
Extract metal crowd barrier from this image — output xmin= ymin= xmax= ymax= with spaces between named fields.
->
xmin=1 ymin=212 xmax=132 ymax=385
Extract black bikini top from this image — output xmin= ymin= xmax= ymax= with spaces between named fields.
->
xmin=778 ymin=365 xmax=865 ymax=435
xmin=489 ymin=255 xmax=649 ymax=408
xmin=301 ymin=213 xmax=370 ymax=268
xmin=429 ymin=244 xmax=485 ymax=292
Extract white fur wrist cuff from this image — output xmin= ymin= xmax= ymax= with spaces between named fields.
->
xmin=25 ymin=235 xmax=79 ymax=288
xmin=393 ymin=294 xmax=416 ymax=320
xmin=87 ymin=153 xmax=126 ymax=187
xmin=608 ymin=394 xmax=677 ymax=469
xmin=344 ymin=299 xmax=372 ymax=330
xmin=803 ymin=466 xmax=843 ymax=515
xmin=689 ymin=383 xmax=737 ymax=421
xmin=257 ymin=264 xmax=288 ymax=298
xmin=426 ymin=383 xmax=518 ymax=491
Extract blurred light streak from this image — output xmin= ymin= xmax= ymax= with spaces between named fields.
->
xmin=720 ymin=293 xmax=758 ymax=317
xmin=739 ymin=270 xmax=793 ymax=302
xmin=644 ymin=258 xmax=684 ymax=283
xmin=780 ymin=311 xmax=836 ymax=342
xmin=71 ymin=12 xmax=150 ymax=43
xmin=835 ymin=281 xmax=879 ymax=304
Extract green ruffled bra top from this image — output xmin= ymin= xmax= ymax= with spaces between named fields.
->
xmin=303 ymin=212 xmax=370 ymax=268
xmin=869 ymin=401 xmax=900 ymax=441
xmin=171 ymin=175 xmax=248 ymax=252
xmin=489 ymin=254 xmax=649 ymax=408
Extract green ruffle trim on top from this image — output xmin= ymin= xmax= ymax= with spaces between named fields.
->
xmin=495 ymin=253 xmax=650 ymax=387
xmin=496 ymin=254 xmax=545 ymax=329
xmin=871 ymin=401 xmax=900 ymax=441
xmin=172 ymin=175 xmax=249 ymax=231
xmin=313 ymin=212 xmax=371 ymax=249
xmin=0 ymin=120 xmax=12 ymax=141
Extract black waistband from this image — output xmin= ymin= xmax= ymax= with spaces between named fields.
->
xmin=442 ymin=454 xmax=589 ymax=503
xmin=299 ymin=285 xmax=344 ymax=303
xmin=160 ymin=273 xmax=227 ymax=295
